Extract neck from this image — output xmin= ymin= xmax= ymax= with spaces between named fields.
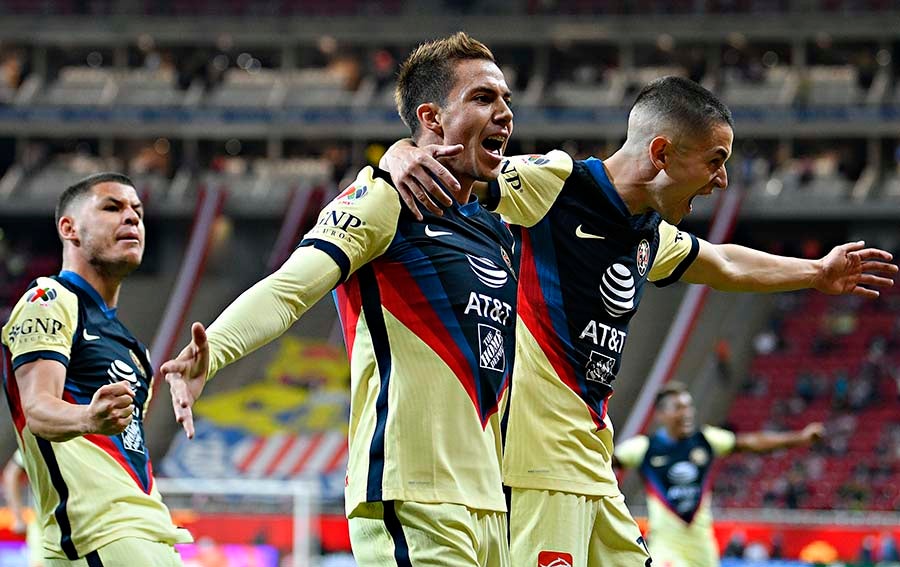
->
xmin=61 ymin=255 xmax=123 ymax=308
xmin=602 ymin=147 xmax=658 ymax=216
xmin=415 ymin=133 xmax=473 ymax=205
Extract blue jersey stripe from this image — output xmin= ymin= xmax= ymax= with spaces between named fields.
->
xmin=11 ymin=350 xmax=69 ymax=371
xmin=35 ymin=437 xmax=79 ymax=559
xmin=357 ymin=265 xmax=391 ymax=502
xmin=653 ymin=234 xmax=700 ymax=287
xmin=527 ymin=219 xmax=579 ymax=387
xmin=383 ymin=501 xmax=413 ymax=567
xmin=388 ymin=235 xmax=483 ymax=416
xmin=299 ymin=239 xmax=352 ymax=284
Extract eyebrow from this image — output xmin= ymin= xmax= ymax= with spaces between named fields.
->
xmin=712 ymin=148 xmax=730 ymax=161
xmin=471 ymin=85 xmax=512 ymax=100
xmin=102 ymin=196 xmax=143 ymax=211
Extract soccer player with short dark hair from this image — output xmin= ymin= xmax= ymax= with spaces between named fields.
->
xmin=2 ymin=173 xmax=192 ymax=566
xmin=383 ymin=74 xmax=896 ymax=567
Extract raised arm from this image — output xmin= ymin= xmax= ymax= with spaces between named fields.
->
xmin=682 ymin=240 xmax=896 ymax=297
xmin=734 ymin=422 xmax=825 ymax=453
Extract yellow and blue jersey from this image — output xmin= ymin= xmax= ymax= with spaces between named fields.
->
xmin=615 ymin=426 xmax=737 ymax=567
xmin=300 ymin=167 xmax=519 ymax=515
xmin=486 ymin=151 xmax=700 ymax=496
xmin=1 ymin=272 xmax=191 ymax=560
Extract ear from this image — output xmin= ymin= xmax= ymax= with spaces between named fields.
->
xmin=415 ymin=102 xmax=443 ymax=137
xmin=648 ymin=136 xmax=670 ymax=171
xmin=58 ymin=215 xmax=79 ymax=246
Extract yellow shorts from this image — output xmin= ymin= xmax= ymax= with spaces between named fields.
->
xmin=43 ymin=537 xmax=183 ymax=567
xmin=349 ymin=501 xmax=509 ymax=567
xmin=509 ymin=488 xmax=651 ymax=567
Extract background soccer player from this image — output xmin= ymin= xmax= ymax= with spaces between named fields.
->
xmin=382 ymin=75 xmax=897 ymax=567
xmin=1 ymin=173 xmax=192 ymax=566
xmin=614 ymin=381 xmax=825 ymax=567
xmin=162 ymin=33 xmax=518 ymax=566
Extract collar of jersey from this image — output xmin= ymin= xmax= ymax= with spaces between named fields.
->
xmin=58 ymin=270 xmax=118 ymax=319
xmin=455 ymin=194 xmax=481 ymax=217
xmin=583 ymin=157 xmax=631 ymax=218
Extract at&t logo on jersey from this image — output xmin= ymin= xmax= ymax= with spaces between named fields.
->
xmin=599 ymin=263 xmax=635 ymax=317
xmin=538 ymin=551 xmax=574 ymax=567
xmin=26 ymin=287 xmax=57 ymax=306
xmin=107 ymin=359 xmax=139 ymax=387
xmin=478 ymin=324 xmax=505 ymax=372
xmin=467 ymin=255 xmax=508 ymax=288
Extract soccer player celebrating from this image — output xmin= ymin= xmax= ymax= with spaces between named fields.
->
xmin=1 ymin=173 xmax=192 ymax=566
xmin=383 ymin=75 xmax=897 ymax=567
xmin=162 ymin=33 xmax=517 ymax=566
xmin=614 ymin=382 xmax=825 ymax=567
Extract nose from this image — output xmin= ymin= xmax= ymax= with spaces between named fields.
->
xmin=714 ymin=165 xmax=728 ymax=190
xmin=495 ymin=99 xmax=513 ymax=126
xmin=123 ymin=206 xmax=140 ymax=225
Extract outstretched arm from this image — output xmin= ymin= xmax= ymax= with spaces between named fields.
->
xmin=682 ymin=240 xmax=896 ymax=297
xmin=734 ymin=422 xmax=825 ymax=453
xmin=161 ymin=246 xmax=341 ymax=438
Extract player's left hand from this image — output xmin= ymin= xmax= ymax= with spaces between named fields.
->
xmin=161 ymin=322 xmax=209 ymax=439
xmin=812 ymin=241 xmax=897 ymax=298
xmin=380 ymin=139 xmax=463 ymax=221
xmin=801 ymin=422 xmax=825 ymax=445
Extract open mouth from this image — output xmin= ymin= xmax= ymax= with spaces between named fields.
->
xmin=481 ymin=135 xmax=506 ymax=157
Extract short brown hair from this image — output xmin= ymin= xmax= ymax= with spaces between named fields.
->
xmin=655 ymin=381 xmax=688 ymax=409
xmin=395 ymin=32 xmax=495 ymax=138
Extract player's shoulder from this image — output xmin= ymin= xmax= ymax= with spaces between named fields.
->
xmin=505 ymin=149 xmax=574 ymax=173
xmin=334 ymin=167 xmax=401 ymax=203
xmin=10 ymin=276 xmax=78 ymax=314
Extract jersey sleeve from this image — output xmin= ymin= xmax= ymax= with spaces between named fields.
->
xmin=613 ymin=435 xmax=650 ymax=469
xmin=702 ymin=425 xmax=737 ymax=457
xmin=648 ymin=221 xmax=700 ymax=286
xmin=485 ymin=150 xmax=574 ymax=227
xmin=205 ymin=246 xmax=342 ymax=380
xmin=298 ymin=167 xmax=402 ymax=283
xmin=1 ymin=277 xmax=78 ymax=370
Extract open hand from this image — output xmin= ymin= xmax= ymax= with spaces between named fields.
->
xmin=813 ymin=242 xmax=896 ymax=298
xmin=160 ymin=322 xmax=209 ymax=439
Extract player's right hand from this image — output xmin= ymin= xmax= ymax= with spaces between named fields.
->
xmin=380 ymin=139 xmax=463 ymax=220
xmin=87 ymin=381 xmax=135 ymax=436
xmin=161 ymin=322 xmax=210 ymax=440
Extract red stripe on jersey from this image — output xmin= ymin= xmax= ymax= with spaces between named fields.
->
xmin=372 ymin=261 xmax=482 ymax=425
xmin=2 ymin=349 xmax=27 ymax=438
xmin=263 ymin=436 xmax=298 ymax=477
xmin=517 ymin=231 xmax=603 ymax=428
xmin=336 ymin=277 xmax=361 ymax=359
xmin=289 ymin=432 xmax=325 ymax=477
xmin=83 ymin=433 xmax=150 ymax=494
